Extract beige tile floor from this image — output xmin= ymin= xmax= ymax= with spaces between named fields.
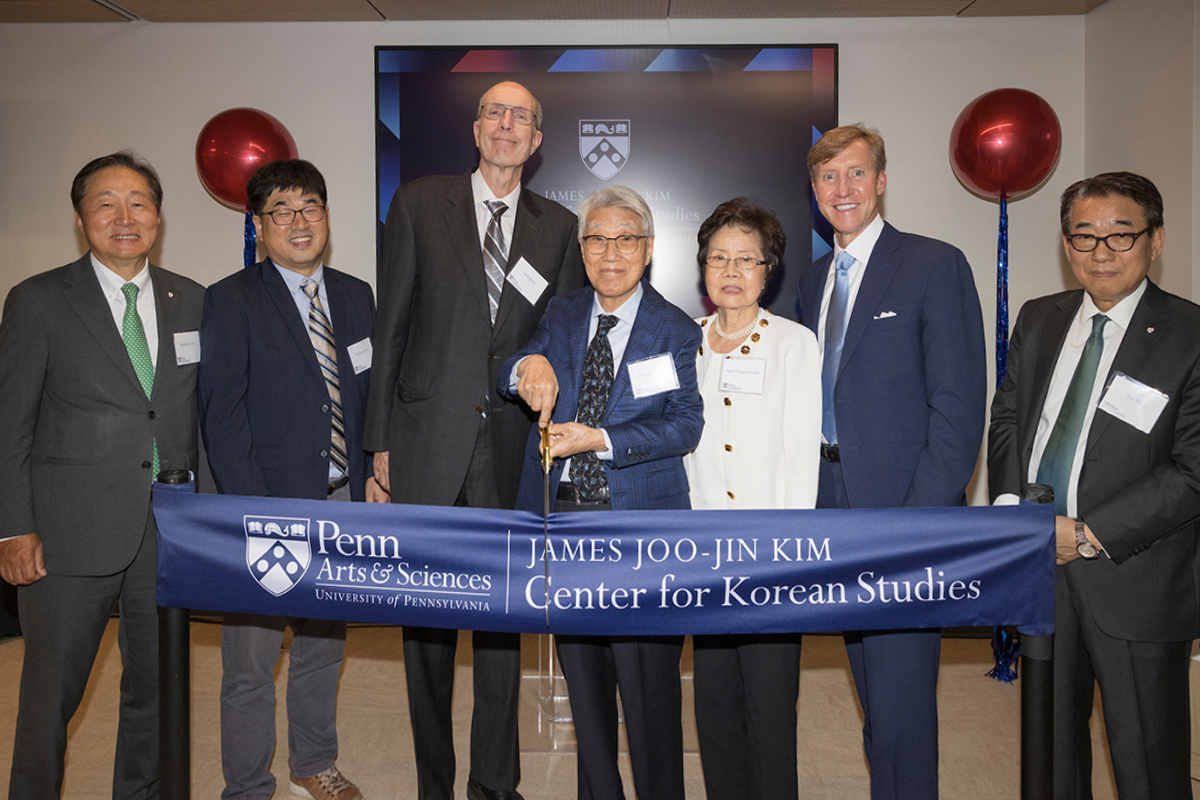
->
xmin=0 ymin=621 xmax=1192 ymax=799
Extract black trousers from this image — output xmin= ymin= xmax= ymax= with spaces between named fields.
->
xmin=554 ymin=493 xmax=685 ymax=800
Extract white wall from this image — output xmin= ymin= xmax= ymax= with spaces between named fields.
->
xmin=0 ymin=15 xmax=1097 ymax=503
xmin=1085 ymin=0 xmax=1198 ymax=299
xmin=1 ymin=16 xmax=1083 ymax=313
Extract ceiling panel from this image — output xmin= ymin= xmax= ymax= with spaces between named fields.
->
xmin=118 ymin=0 xmax=383 ymax=21
xmin=0 ymin=0 xmax=126 ymax=22
xmin=671 ymin=0 xmax=970 ymax=18
xmin=959 ymin=0 xmax=1107 ymax=14
xmin=0 ymin=0 xmax=1112 ymax=23
xmin=370 ymin=0 xmax=668 ymax=20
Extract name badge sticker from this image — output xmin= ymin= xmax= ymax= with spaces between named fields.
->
xmin=173 ymin=331 xmax=200 ymax=366
xmin=506 ymin=257 xmax=549 ymax=306
xmin=627 ymin=353 xmax=680 ymax=399
xmin=347 ymin=337 xmax=373 ymax=375
xmin=1098 ymin=371 xmax=1168 ymax=433
xmin=719 ymin=357 xmax=766 ymax=395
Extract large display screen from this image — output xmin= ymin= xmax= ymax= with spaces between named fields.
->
xmin=376 ymin=45 xmax=838 ymax=317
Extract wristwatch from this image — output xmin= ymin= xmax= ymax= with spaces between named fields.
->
xmin=1075 ymin=519 xmax=1099 ymax=560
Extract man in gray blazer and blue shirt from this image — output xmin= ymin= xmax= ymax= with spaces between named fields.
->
xmin=366 ymin=81 xmax=586 ymax=800
xmin=0 ymin=152 xmax=204 ymax=799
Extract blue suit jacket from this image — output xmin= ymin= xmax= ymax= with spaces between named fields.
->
xmin=500 ymin=281 xmax=704 ymax=512
xmin=797 ymin=222 xmax=986 ymax=508
xmin=199 ymin=260 xmax=375 ymax=501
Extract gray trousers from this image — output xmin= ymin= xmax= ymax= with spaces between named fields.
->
xmin=9 ymin=515 xmax=159 ymax=800
xmin=219 ymin=485 xmax=349 ymax=800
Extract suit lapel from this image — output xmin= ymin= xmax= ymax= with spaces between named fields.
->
xmin=63 ymin=255 xmax=145 ymax=394
xmin=1021 ymin=293 xmax=1080 ymax=466
xmin=803 ymin=254 xmax=832 ymax=332
xmin=149 ymin=267 xmax=182 ymax=396
xmin=1086 ymin=283 xmax=1170 ymax=450
xmin=557 ymin=290 xmax=593 ymax=424
xmin=837 ymin=224 xmax=900 ymax=378
xmin=260 ymin=261 xmax=324 ymax=383
xmin=605 ymin=283 xmax=663 ymax=421
xmin=445 ymin=172 xmax=492 ymax=324
xmin=492 ymin=188 xmax=545 ymax=333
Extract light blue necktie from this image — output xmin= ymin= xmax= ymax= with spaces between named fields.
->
xmin=1036 ymin=313 xmax=1109 ymax=515
xmin=821 ymin=251 xmax=855 ymax=444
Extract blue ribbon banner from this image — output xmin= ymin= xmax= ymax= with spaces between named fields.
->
xmin=153 ymin=485 xmax=1055 ymax=636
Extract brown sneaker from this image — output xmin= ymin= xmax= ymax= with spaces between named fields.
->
xmin=289 ymin=766 xmax=363 ymax=800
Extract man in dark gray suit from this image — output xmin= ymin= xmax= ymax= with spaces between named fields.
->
xmin=989 ymin=172 xmax=1200 ymax=800
xmin=0 ymin=152 xmax=204 ymax=799
xmin=365 ymin=80 xmax=586 ymax=800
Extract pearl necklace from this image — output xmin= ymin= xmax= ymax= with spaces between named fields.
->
xmin=713 ymin=314 xmax=758 ymax=341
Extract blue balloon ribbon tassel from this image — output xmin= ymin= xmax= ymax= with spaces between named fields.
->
xmin=989 ymin=196 xmax=1017 ymax=682
xmin=243 ymin=209 xmax=255 ymax=269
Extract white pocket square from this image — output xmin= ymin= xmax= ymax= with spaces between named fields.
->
xmin=873 ymin=311 xmax=897 ymax=320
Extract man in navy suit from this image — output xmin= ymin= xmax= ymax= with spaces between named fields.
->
xmin=990 ymin=173 xmax=1200 ymax=800
xmin=199 ymin=160 xmax=381 ymax=800
xmin=797 ymin=125 xmax=986 ymax=800
xmin=500 ymin=186 xmax=703 ymax=800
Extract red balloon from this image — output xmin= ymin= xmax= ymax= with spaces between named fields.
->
xmin=949 ymin=89 xmax=1061 ymax=200
xmin=195 ymin=108 xmax=298 ymax=208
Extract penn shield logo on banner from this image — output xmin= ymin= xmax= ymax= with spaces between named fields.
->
xmin=579 ymin=120 xmax=630 ymax=179
xmin=244 ymin=516 xmax=312 ymax=596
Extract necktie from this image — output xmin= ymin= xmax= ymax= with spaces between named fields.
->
xmin=302 ymin=280 xmax=348 ymax=475
xmin=121 ymin=282 xmax=158 ymax=478
xmin=821 ymin=251 xmax=855 ymax=445
xmin=570 ymin=314 xmax=619 ymax=500
xmin=483 ymin=200 xmax=509 ymax=324
xmin=1036 ymin=313 xmax=1110 ymax=515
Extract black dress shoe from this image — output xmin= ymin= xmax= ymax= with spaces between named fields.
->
xmin=466 ymin=776 xmax=525 ymax=800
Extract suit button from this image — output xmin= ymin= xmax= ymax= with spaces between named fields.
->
xmin=724 ymin=444 xmax=733 ymax=452
xmin=322 ymin=404 xmax=330 ymax=413
xmin=727 ymin=491 xmax=735 ymax=500
xmin=724 ymin=397 xmax=732 ymax=407
xmin=142 ymin=461 xmax=152 ymax=469
xmin=148 ymin=411 xmax=156 ymax=419
xmin=488 ymin=353 xmax=497 ymax=361
xmin=320 ymin=449 xmax=329 ymax=459
xmin=476 ymin=405 xmax=484 ymax=414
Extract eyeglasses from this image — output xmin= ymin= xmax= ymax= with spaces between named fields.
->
xmin=582 ymin=234 xmax=649 ymax=255
xmin=706 ymin=254 xmax=767 ymax=272
xmin=1066 ymin=228 xmax=1151 ymax=253
xmin=260 ymin=205 xmax=327 ymax=225
xmin=479 ymin=103 xmax=535 ymax=126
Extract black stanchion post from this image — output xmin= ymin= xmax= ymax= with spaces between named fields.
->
xmin=1020 ymin=632 xmax=1053 ymax=799
xmin=156 ymin=470 xmax=193 ymax=800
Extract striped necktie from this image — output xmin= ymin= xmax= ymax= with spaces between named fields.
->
xmin=121 ymin=282 xmax=158 ymax=479
xmin=302 ymin=280 xmax=348 ymax=474
xmin=483 ymin=200 xmax=509 ymax=324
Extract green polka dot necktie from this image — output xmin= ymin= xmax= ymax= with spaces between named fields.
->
xmin=121 ymin=282 xmax=158 ymax=479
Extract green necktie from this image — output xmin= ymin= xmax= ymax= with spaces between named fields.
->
xmin=1036 ymin=313 xmax=1109 ymax=515
xmin=121 ymin=282 xmax=158 ymax=479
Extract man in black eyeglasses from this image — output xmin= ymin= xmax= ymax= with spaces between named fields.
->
xmin=200 ymin=159 xmax=381 ymax=800
xmin=365 ymin=81 xmax=585 ymax=800
xmin=989 ymin=171 xmax=1200 ymax=800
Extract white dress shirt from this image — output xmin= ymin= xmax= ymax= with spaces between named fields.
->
xmin=1026 ymin=280 xmax=1147 ymax=519
xmin=92 ymin=254 xmax=157 ymax=369
xmin=815 ymin=213 xmax=885 ymax=355
xmin=274 ymin=262 xmax=343 ymax=481
xmin=685 ymin=309 xmax=821 ymax=509
xmin=471 ymin=169 xmax=520 ymax=254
